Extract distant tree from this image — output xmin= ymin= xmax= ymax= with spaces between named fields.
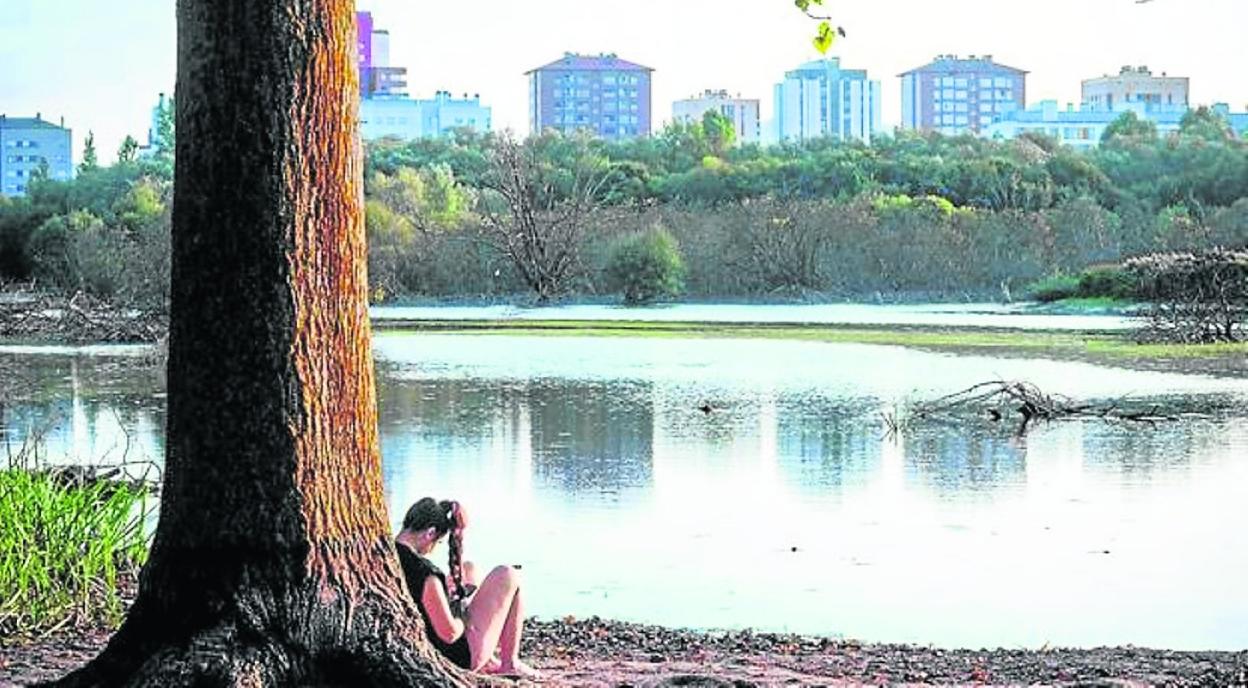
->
xmin=727 ymin=197 xmax=834 ymax=292
xmin=479 ymin=133 xmax=614 ymax=301
xmin=1179 ymin=106 xmax=1234 ymax=142
xmin=154 ymin=96 xmax=176 ymax=158
xmin=117 ymin=135 xmax=139 ymax=163
xmin=1101 ymin=111 xmax=1158 ymax=146
xmin=365 ymin=165 xmax=473 ymax=297
xmin=604 ymin=225 xmax=685 ymax=304
xmin=112 ymin=178 xmax=166 ymax=232
xmin=30 ymin=159 xmax=52 ymax=184
xmin=79 ymin=131 xmax=99 ymax=174
xmin=702 ymin=109 xmax=736 ymax=156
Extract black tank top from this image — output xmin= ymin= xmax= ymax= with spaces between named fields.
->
xmin=397 ymin=544 xmax=473 ymax=669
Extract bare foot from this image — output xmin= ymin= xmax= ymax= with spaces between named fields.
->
xmin=479 ymin=656 xmax=503 ymax=674
xmin=497 ymin=659 xmax=542 ymax=679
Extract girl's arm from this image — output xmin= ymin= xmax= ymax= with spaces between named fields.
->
xmin=420 ymin=576 xmax=465 ymax=643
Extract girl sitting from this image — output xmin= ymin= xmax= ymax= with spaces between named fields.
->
xmin=395 ymin=497 xmax=539 ymax=678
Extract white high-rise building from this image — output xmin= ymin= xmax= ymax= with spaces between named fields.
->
xmin=774 ymin=58 xmax=881 ymax=143
xmin=672 ymin=90 xmax=761 ymax=145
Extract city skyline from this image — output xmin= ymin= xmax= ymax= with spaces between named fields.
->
xmin=2 ymin=0 xmax=1245 ymax=163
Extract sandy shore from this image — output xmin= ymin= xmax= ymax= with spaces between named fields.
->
xmin=3 ymin=617 xmax=1245 ymax=687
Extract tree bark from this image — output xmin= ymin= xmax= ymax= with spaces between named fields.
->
xmin=45 ymin=1 xmax=459 ymax=685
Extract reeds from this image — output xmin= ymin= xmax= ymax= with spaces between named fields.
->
xmin=0 ymin=438 xmax=154 ymax=638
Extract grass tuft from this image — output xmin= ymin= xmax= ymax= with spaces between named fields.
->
xmin=0 ymin=443 xmax=153 ymax=639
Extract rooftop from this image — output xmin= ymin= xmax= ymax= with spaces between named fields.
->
xmin=899 ymin=54 xmax=1027 ymax=77
xmin=527 ymin=52 xmax=653 ymax=74
xmin=679 ymin=89 xmax=755 ymax=101
xmin=786 ymin=58 xmax=870 ymax=78
xmin=0 ymin=115 xmax=70 ymax=131
xmin=1085 ymin=65 xmax=1187 ymax=81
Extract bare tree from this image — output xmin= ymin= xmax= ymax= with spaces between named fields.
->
xmin=478 ymin=134 xmax=613 ymax=301
xmin=727 ymin=197 xmax=833 ymax=294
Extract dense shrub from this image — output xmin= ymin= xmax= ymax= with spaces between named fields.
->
xmin=1076 ymin=265 xmax=1139 ymax=300
xmin=604 ymin=226 xmax=685 ymax=304
xmin=1025 ymin=274 xmax=1081 ymax=302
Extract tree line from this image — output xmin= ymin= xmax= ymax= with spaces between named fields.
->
xmin=2 ymin=107 xmax=1246 ymax=307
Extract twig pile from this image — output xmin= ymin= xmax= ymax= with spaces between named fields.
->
xmin=910 ymin=380 xmax=1179 ymax=433
xmin=0 ymin=288 xmax=166 ymax=344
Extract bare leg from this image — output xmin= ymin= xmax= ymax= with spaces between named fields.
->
xmin=462 ymin=565 xmax=520 ymax=671
xmin=495 ymin=584 xmax=538 ymax=677
xmin=457 ymin=561 xmax=500 ymax=671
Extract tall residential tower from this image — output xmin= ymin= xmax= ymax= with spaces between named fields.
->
xmin=900 ymin=55 xmax=1026 ymax=135
xmin=527 ymin=53 xmax=653 ymax=140
xmin=774 ymin=58 xmax=881 ymax=143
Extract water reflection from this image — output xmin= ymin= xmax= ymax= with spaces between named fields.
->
xmin=4 ymin=338 xmax=1248 ymax=650
xmin=904 ymin=428 xmax=1028 ymax=499
xmin=378 ymin=372 xmax=655 ymax=498
xmin=0 ymin=354 xmax=164 ymax=466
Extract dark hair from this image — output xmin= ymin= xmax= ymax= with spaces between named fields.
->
xmin=402 ymin=497 xmax=465 ymax=610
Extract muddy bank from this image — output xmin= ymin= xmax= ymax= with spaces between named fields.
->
xmin=4 ymin=616 xmax=1245 ymax=686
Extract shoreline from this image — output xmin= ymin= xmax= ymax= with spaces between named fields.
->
xmin=2 ymin=291 xmax=1244 ymax=378
xmin=3 ymin=616 xmax=1245 ymax=686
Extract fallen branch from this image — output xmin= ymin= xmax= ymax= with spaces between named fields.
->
xmin=909 ymin=380 xmax=1180 ymax=434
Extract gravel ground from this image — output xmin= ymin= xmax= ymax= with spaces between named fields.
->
xmin=3 ymin=617 xmax=1245 ymax=687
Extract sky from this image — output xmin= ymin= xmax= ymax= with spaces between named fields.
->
xmin=2 ymin=0 xmax=1245 ymax=164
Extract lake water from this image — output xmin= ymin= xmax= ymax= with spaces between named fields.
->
xmin=2 ymin=329 xmax=1246 ymax=651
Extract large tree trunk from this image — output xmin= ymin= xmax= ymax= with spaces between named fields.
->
xmin=46 ymin=1 xmax=458 ymax=685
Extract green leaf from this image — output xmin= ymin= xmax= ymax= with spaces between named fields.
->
xmin=794 ymin=0 xmax=811 ymax=10
xmin=813 ymin=21 xmax=835 ymax=53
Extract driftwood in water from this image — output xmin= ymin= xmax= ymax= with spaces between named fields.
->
xmin=909 ymin=380 xmax=1180 ymax=433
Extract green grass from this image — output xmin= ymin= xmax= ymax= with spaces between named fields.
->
xmin=0 ymin=454 xmax=151 ymax=639
xmin=1085 ymin=339 xmax=1248 ymax=359
xmin=376 ymin=318 xmax=1247 ymax=363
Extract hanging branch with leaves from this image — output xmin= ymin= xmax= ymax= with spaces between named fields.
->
xmin=793 ymin=0 xmax=846 ymax=53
